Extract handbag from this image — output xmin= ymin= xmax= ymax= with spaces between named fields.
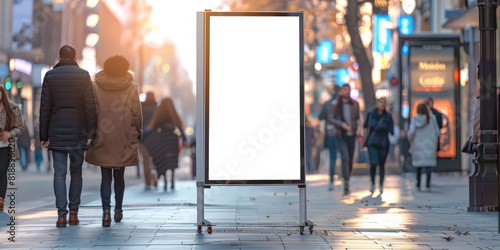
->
xmin=363 ymin=113 xmax=386 ymax=148
xmin=8 ymin=138 xmax=20 ymax=162
xmin=461 ymin=136 xmax=474 ymax=154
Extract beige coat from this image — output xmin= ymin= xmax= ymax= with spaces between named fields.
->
xmin=85 ymin=71 xmax=142 ymax=167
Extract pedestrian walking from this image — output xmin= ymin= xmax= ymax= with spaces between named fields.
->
xmin=39 ymin=45 xmax=97 ymax=227
xmin=425 ymin=97 xmax=444 ymax=152
xmin=363 ymin=98 xmax=393 ymax=194
xmin=17 ymin=120 xmax=31 ymax=171
xmin=0 ymin=85 xmax=25 ymax=211
xmin=139 ymin=92 xmax=157 ymax=190
xmin=85 ymin=55 xmax=142 ymax=227
xmin=305 ymin=115 xmax=316 ymax=174
xmin=328 ymin=84 xmax=360 ymax=195
xmin=408 ymin=104 xmax=440 ymax=191
xmin=144 ymin=98 xmax=186 ymax=191
xmin=319 ymin=85 xmax=340 ymax=190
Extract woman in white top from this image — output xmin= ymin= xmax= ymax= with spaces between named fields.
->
xmin=0 ymin=85 xmax=25 ymax=211
xmin=408 ymin=103 xmax=440 ymax=191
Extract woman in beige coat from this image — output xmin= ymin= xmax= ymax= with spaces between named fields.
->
xmin=85 ymin=55 xmax=142 ymax=227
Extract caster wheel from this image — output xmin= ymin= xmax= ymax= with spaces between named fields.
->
xmin=207 ymin=227 xmax=213 ymax=234
xmin=197 ymin=226 xmax=202 ymax=233
xmin=299 ymin=226 xmax=304 ymax=234
xmin=309 ymin=226 xmax=313 ymax=234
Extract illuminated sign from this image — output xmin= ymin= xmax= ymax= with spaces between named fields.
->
xmin=398 ymin=16 xmax=414 ymax=35
xmin=418 ymin=61 xmax=446 ymax=71
xmin=10 ymin=58 xmax=32 ymax=75
xmin=335 ymin=68 xmax=348 ymax=85
xmin=373 ymin=14 xmax=392 ymax=53
xmin=316 ymin=40 xmax=333 ymax=64
xmin=409 ymin=46 xmax=457 ymax=158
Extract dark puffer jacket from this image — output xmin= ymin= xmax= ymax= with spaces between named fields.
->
xmin=39 ymin=60 xmax=97 ymax=151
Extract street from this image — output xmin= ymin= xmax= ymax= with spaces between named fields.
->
xmin=1 ymin=165 xmax=498 ymax=249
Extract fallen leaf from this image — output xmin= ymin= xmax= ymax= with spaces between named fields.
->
xmin=287 ymin=233 xmax=291 ymax=236
xmin=267 ymin=216 xmax=270 ymax=218
xmin=365 ymin=204 xmax=368 ymax=206
xmin=400 ymin=207 xmax=405 ymax=209
xmin=274 ymin=193 xmax=277 ymax=196
xmin=443 ymin=236 xmax=453 ymax=241
xmin=451 ymin=228 xmax=455 ymax=231
xmin=323 ymin=230 xmax=328 ymax=235
xmin=445 ymin=226 xmax=450 ymax=229
xmin=417 ymin=206 xmax=422 ymax=208
xmin=289 ymin=203 xmax=292 ymax=205
xmin=249 ymin=197 xmax=256 ymax=200
xmin=464 ymin=231 xmax=470 ymax=235
xmin=361 ymin=201 xmax=364 ymax=203
xmin=307 ymin=200 xmax=310 ymax=202
xmin=285 ymin=192 xmax=288 ymax=195
xmin=342 ymin=223 xmax=346 ymax=225
xmin=428 ymin=206 xmax=431 ymax=209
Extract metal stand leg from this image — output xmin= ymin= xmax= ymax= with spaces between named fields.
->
xmin=197 ymin=182 xmax=212 ymax=234
xmin=299 ymin=185 xmax=314 ymax=234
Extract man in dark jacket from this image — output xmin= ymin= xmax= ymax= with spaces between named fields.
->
xmin=327 ymin=84 xmax=360 ymax=195
xmin=139 ymin=92 xmax=157 ymax=190
xmin=40 ymin=45 xmax=97 ymax=227
xmin=319 ymin=85 xmax=340 ymax=191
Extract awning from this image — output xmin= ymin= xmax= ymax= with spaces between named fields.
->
xmin=443 ymin=2 xmax=500 ymax=29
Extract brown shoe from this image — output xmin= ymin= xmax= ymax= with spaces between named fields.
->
xmin=68 ymin=211 xmax=79 ymax=225
xmin=114 ymin=209 xmax=123 ymax=222
xmin=102 ymin=210 xmax=111 ymax=227
xmin=56 ymin=215 xmax=67 ymax=227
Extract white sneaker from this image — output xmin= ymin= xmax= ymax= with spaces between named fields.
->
xmin=328 ymin=182 xmax=334 ymax=191
xmin=370 ymin=184 xmax=375 ymax=193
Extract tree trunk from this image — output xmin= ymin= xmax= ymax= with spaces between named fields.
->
xmin=345 ymin=0 xmax=376 ymax=111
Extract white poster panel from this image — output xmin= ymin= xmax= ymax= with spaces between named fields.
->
xmin=208 ymin=14 xmax=302 ymax=182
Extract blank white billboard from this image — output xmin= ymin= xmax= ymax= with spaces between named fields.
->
xmin=207 ymin=13 xmax=303 ymax=183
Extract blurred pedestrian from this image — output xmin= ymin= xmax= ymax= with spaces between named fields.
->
xmin=408 ymin=104 xmax=440 ymax=191
xmin=17 ymin=120 xmax=31 ymax=171
xmin=363 ymin=98 xmax=393 ymax=194
xmin=139 ymin=92 xmax=157 ymax=190
xmin=305 ymin=115 xmax=316 ymax=174
xmin=34 ymin=118 xmax=43 ymax=171
xmin=144 ymin=98 xmax=187 ymax=191
xmin=328 ymin=84 xmax=360 ymax=195
xmin=40 ymin=45 xmax=97 ymax=227
xmin=85 ymin=55 xmax=142 ymax=227
xmin=0 ymin=85 xmax=25 ymax=211
xmin=425 ymin=97 xmax=443 ymax=152
xmin=319 ymin=85 xmax=340 ymax=190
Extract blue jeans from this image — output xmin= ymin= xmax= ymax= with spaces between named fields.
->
xmin=367 ymin=146 xmax=389 ymax=186
xmin=325 ymin=136 xmax=338 ymax=182
xmin=52 ymin=150 xmax=84 ymax=216
xmin=100 ymin=167 xmax=125 ymax=211
xmin=338 ymin=136 xmax=356 ymax=181
xmin=416 ymin=167 xmax=432 ymax=188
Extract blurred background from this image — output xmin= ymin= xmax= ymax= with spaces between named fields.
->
xmin=0 ymin=0 xmax=491 ymax=176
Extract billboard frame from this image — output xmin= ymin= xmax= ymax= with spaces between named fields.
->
xmin=196 ymin=10 xmax=312 ymax=234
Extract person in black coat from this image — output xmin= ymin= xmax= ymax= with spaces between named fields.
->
xmin=425 ymin=97 xmax=443 ymax=152
xmin=144 ymin=98 xmax=186 ymax=191
xmin=39 ymin=45 xmax=97 ymax=227
xmin=363 ymin=98 xmax=393 ymax=194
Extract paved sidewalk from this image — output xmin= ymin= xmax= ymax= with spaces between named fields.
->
xmin=1 ymin=173 xmax=499 ymax=249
